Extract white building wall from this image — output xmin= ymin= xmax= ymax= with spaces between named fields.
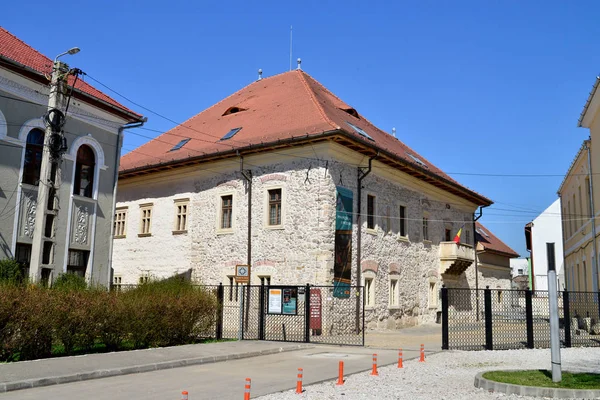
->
xmin=531 ymin=199 xmax=564 ymax=291
xmin=510 ymin=258 xmax=529 ymax=277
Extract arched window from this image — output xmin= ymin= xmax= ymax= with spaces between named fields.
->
xmin=73 ymin=145 xmax=95 ymax=198
xmin=22 ymin=129 xmax=45 ymax=185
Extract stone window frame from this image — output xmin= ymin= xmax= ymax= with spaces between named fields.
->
xmin=173 ymin=198 xmax=189 ymax=234
xmin=138 ymin=203 xmax=153 ymax=237
xmin=363 ymin=270 xmax=376 ymax=309
xmin=217 ymin=191 xmax=236 ymax=234
xmin=422 ymin=211 xmax=431 ymax=243
xmin=114 ymin=206 xmax=128 ymax=239
xmin=428 ymin=277 xmax=439 ymax=309
xmin=263 ymin=185 xmax=285 ymax=230
xmin=388 ymin=275 xmax=400 ymax=309
xmin=366 ymin=193 xmax=377 ymax=234
xmin=397 ymin=203 xmax=408 ymax=241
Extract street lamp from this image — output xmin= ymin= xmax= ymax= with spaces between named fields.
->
xmin=54 ymin=47 xmax=80 ymax=62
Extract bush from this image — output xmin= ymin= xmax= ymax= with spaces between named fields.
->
xmin=52 ymin=273 xmax=87 ymax=291
xmin=0 ymin=258 xmax=22 ymax=284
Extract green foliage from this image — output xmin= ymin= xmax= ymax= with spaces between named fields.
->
xmin=483 ymin=370 xmax=600 ymax=389
xmin=0 ymin=258 xmax=22 ymax=284
xmin=52 ymin=273 xmax=87 ymax=291
xmin=0 ymin=277 xmax=219 ymax=361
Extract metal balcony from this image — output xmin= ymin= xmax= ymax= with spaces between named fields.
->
xmin=439 ymin=242 xmax=475 ymax=276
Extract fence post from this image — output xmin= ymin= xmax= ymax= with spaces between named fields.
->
xmin=525 ymin=289 xmax=534 ymax=349
xmin=441 ymin=285 xmax=449 ymax=350
xmin=484 ymin=286 xmax=493 ymax=350
xmin=304 ymin=284 xmax=311 ymax=343
xmin=216 ymin=283 xmax=224 ymax=340
xmin=563 ymin=289 xmax=571 ymax=348
xmin=259 ymin=282 xmax=266 ymax=341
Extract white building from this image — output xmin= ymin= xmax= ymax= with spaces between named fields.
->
xmin=525 ymin=199 xmax=565 ymax=291
xmin=112 ymin=69 xmax=512 ymax=328
xmin=510 ymin=258 xmax=529 ymax=278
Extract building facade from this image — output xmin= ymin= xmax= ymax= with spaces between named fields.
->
xmin=0 ymin=27 xmax=143 ymax=286
xmin=113 ymin=69 xmax=511 ymax=327
xmin=524 ymin=199 xmax=565 ymax=291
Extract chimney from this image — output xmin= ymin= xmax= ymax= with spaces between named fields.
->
xmin=258 ymin=68 xmax=263 ymax=81
xmin=392 ymin=127 xmax=396 ymax=138
xmin=297 ymin=58 xmax=302 ymax=70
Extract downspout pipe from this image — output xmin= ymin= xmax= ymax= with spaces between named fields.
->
xmin=473 ymin=204 xmax=488 ymax=321
xmin=239 ymin=154 xmax=252 ymax=330
xmin=356 ymin=153 xmax=377 ymax=332
xmin=107 ymin=118 xmax=147 ymax=287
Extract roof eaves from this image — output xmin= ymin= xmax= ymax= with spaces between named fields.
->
xmin=557 ymin=139 xmax=589 ymax=195
xmin=578 ymin=76 xmax=600 ymax=128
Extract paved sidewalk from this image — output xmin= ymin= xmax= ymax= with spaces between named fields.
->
xmin=0 ymin=340 xmax=311 ymax=393
xmin=365 ymin=323 xmax=441 ymax=350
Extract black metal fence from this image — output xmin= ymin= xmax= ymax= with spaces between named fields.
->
xmin=442 ymin=286 xmax=600 ymax=350
xmin=113 ymin=283 xmax=364 ymax=346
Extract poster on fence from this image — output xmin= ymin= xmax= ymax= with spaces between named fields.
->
xmin=310 ymin=288 xmax=322 ymax=334
xmin=334 ymin=186 xmax=353 ymax=299
xmin=268 ymin=289 xmax=282 ymax=314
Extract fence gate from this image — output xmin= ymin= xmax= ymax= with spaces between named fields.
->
xmin=217 ymin=284 xmax=364 ymax=346
xmin=442 ymin=286 xmax=600 ymax=351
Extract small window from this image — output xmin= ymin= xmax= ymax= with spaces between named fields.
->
xmin=445 ymin=228 xmax=452 ymax=242
xmin=174 ymin=199 xmax=188 ymax=232
xmin=169 ymin=138 xmax=190 ymax=151
xmin=67 ymin=249 xmax=89 ymax=277
xmin=114 ymin=208 xmax=127 ymax=238
xmin=407 ymin=153 xmax=427 ymax=168
xmin=428 ymin=282 xmax=438 ymax=308
xmin=518 ymin=268 xmax=523 ymax=275
xmin=423 ymin=217 xmax=429 ymax=241
xmin=221 ymin=195 xmax=233 ymax=229
xmin=259 ymin=276 xmax=271 ymax=286
xmin=389 ymin=279 xmax=398 ymax=307
xmin=139 ymin=275 xmax=150 ymax=284
xmin=220 ymin=127 xmax=242 ymax=141
xmin=113 ymin=275 xmax=122 ymax=291
xmin=476 ymin=227 xmax=489 ymax=238
xmin=22 ymin=129 xmax=45 ymax=186
xmin=139 ymin=204 xmax=153 ymax=235
xmin=465 ymin=229 xmax=471 ymax=244
xmin=346 ymin=121 xmax=374 ymax=141
xmin=399 ymin=205 xmax=406 ymax=237
xmin=367 ymin=195 xmax=375 ymax=230
xmin=268 ymin=189 xmax=282 ymax=226
xmin=228 ymin=276 xmax=239 ymax=301
xmin=365 ymin=277 xmax=375 ymax=307
xmin=73 ymin=145 xmax=95 ymax=198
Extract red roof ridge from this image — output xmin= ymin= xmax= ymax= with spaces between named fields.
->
xmin=296 ymin=70 xmax=339 ymax=130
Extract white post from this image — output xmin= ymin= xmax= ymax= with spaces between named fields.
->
xmin=238 ymin=284 xmax=245 ymax=340
xmin=547 ymin=242 xmax=562 ymax=382
xmin=29 ymin=60 xmax=69 ymax=283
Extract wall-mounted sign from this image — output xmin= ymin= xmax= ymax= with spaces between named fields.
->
xmin=268 ymin=287 xmax=298 ymax=315
xmin=235 ymin=264 xmax=250 ymax=284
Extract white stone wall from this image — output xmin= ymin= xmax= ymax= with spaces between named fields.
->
xmin=113 ymin=147 xmax=511 ymax=328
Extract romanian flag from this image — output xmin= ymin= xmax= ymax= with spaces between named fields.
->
xmin=453 ymin=225 xmax=464 ymax=243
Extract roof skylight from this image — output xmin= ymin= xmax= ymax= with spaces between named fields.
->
xmin=407 ymin=153 xmax=427 ymax=168
xmin=346 ymin=121 xmax=374 ymax=141
xmin=476 ymin=228 xmax=490 ymax=238
xmin=170 ymin=138 xmax=191 ymax=152
xmin=220 ymin=127 xmax=242 ymax=141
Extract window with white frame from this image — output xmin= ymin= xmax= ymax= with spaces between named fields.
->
xmin=173 ymin=199 xmax=189 ymax=232
xmin=221 ymin=195 xmax=233 ymax=229
xmin=114 ymin=207 xmax=127 ymax=238
xmin=268 ymin=189 xmax=282 ymax=226
xmin=139 ymin=204 xmax=153 ymax=236
xmin=389 ymin=278 xmax=399 ymax=307
xmin=364 ymin=272 xmax=375 ymax=307
xmin=113 ymin=275 xmax=122 ymax=290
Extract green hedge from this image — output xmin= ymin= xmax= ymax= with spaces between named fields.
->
xmin=0 ymin=277 xmax=218 ymax=361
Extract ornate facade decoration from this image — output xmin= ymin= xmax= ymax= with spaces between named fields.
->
xmin=23 ymin=194 xmax=36 ymax=238
xmin=74 ymin=206 xmax=89 ymax=245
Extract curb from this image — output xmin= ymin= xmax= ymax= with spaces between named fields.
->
xmin=0 ymin=344 xmax=314 ymax=393
xmin=474 ymin=370 xmax=600 ymax=399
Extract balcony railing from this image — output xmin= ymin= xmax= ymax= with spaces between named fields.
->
xmin=439 ymin=242 xmax=475 ymax=276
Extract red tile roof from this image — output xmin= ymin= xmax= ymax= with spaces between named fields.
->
xmin=120 ymin=69 xmax=491 ymax=205
xmin=0 ymin=26 xmax=141 ymax=121
xmin=476 ymin=222 xmax=519 ymax=258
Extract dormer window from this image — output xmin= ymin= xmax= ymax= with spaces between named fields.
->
xmin=222 ymin=107 xmax=248 ymax=116
xmin=407 ymin=153 xmax=427 ymax=168
xmin=340 ymin=108 xmax=360 ymax=119
xmin=346 ymin=121 xmax=374 ymax=141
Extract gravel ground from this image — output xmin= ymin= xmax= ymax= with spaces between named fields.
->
xmin=256 ymin=348 xmax=600 ymax=399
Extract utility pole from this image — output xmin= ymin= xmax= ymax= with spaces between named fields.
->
xmin=29 ymin=48 xmax=79 ymax=284
xmin=547 ymin=242 xmax=562 ymax=382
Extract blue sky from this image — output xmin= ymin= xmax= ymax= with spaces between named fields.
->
xmin=4 ymin=0 xmax=599 ymax=257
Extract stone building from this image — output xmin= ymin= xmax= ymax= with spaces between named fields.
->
xmin=0 ymin=27 xmax=144 ymax=285
xmin=113 ymin=68 xmax=511 ymax=326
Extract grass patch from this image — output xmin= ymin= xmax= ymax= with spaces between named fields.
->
xmin=483 ymin=370 xmax=600 ymax=389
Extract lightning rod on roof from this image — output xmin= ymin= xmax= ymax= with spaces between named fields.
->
xmin=297 ymin=58 xmax=302 ymax=71
xmin=289 ymin=25 xmax=293 ymax=71
xmin=392 ymin=127 xmax=396 ymax=138
xmin=258 ymin=68 xmax=262 ymax=81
